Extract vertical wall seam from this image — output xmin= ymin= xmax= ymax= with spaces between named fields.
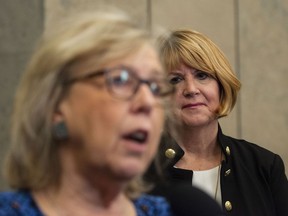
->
xmin=146 ymin=0 xmax=152 ymax=32
xmin=41 ymin=0 xmax=45 ymax=32
xmin=234 ymin=0 xmax=242 ymax=138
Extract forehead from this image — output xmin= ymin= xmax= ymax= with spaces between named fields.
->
xmin=169 ymin=63 xmax=216 ymax=78
xmin=65 ymin=44 xmax=164 ymax=80
xmin=124 ymin=45 xmax=159 ymax=64
xmin=110 ymin=45 xmax=163 ymax=75
xmin=169 ymin=64 xmax=195 ymax=74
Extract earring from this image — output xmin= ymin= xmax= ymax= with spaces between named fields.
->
xmin=52 ymin=121 xmax=68 ymax=140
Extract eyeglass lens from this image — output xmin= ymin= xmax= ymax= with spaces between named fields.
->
xmin=105 ymin=68 xmax=172 ymax=100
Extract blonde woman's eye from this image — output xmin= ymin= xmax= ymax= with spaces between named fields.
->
xmin=169 ymin=76 xmax=183 ymax=85
xmin=195 ymin=71 xmax=209 ymax=80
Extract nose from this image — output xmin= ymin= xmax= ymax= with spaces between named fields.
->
xmin=131 ymin=84 xmax=156 ymax=114
xmin=182 ymin=78 xmax=200 ymax=97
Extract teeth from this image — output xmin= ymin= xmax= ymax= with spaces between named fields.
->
xmin=125 ymin=131 xmax=147 ymax=143
xmin=133 ymin=132 xmax=145 ymax=141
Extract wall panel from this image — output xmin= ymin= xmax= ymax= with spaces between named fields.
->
xmin=45 ymin=0 xmax=148 ymax=29
xmin=239 ymin=0 xmax=288 ymax=171
xmin=0 ymin=0 xmax=44 ymax=190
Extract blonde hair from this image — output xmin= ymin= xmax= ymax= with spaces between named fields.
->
xmin=4 ymin=10 xmax=156 ymax=199
xmin=158 ymin=29 xmax=241 ymax=117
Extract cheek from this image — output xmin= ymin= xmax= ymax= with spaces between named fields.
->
xmin=153 ymin=107 xmax=165 ymax=131
xmin=149 ymin=108 xmax=165 ymax=150
xmin=171 ymin=93 xmax=182 ymax=115
xmin=88 ymin=101 xmax=127 ymax=138
xmin=173 ymin=87 xmax=184 ymax=103
xmin=72 ymin=104 xmax=127 ymax=163
xmin=61 ymin=93 xmax=125 ymax=143
xmin=209 ymin=85 xmax=221 ymax=106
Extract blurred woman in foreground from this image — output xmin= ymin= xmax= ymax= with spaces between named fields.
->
xmin=0 ymin=10 xmax=175 ymax=216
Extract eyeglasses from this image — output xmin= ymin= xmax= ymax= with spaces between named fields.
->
xmin=63 ymin=66 xmax=175 ymax=100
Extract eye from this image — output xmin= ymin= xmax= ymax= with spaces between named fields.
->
xmin=108 ymin=69 xmax=132 ymax=86
xmin=169 ymin=75 xmax=183 ymax=85
xmin=147 ymin=77 xmax=172 ymax=96
xmin=195 ymin=70 xmax=210 ymax=80
xmin=149 ymin=81 xmax=161 ymax=95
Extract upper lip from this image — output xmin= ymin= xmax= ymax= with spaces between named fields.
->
xmin=182 ymin=102 xmax=206 ymax=109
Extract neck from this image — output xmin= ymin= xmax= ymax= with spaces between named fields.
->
xmin=172 ymin=121 xmax=219 ymax=154
xmin=170 ymin=120 xmax=222 ymax=170
xmin=33 ymin=152 xmax=135 ymax=216
xmin=35 ymin=192 xmax=134 ymax=216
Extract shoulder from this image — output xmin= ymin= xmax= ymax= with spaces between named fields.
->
xmin=220 ymin=133 xmax=286 ymax=175
xmin=0 ymin=191 xmax=25 ymax=213
xmin=0 ymin=190 xmax=42 ymax=216
xmin=221 ymin=133 xmax=279 ymax=160
xmin=134 ymin=194 xmax=172 ymax=216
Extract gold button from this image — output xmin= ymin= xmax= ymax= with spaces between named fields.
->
xmin=225 ymin=169 xmax=231 ymax=176
xmin=225 ymin=201 xmax=232 ymax=211
xmin=226 ymin=146 xmax=231 ymax=155
xmin=165 ymin=148 xmax=176 ymax=159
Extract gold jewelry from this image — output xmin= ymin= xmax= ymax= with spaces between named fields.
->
xmin=214 ymin=150 xmax=222 ymax=200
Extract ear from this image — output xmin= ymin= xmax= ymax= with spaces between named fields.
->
xmin=52 ymin=108 xmax=65 ymax=124
xmin=52 ymin=99 xmax=67 ymax=124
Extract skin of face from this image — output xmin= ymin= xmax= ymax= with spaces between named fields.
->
xmin=168 ymin=64 xmax=220 ymax=128
xmin=54 ymin=44 xmax=165 ymax=183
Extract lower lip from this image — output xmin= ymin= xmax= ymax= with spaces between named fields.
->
xmin=123 ymin=140 xmax=147 ymax=153
xmin=182 ymin=104 xmax=204 ymax=109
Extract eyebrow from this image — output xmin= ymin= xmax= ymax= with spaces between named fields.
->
xmin=170 ymin=68 xmax=206 ymax=75
xmin=150 ymin=70 xmax=166 ymax=78
xmin=169 ymin=71 xmax=185 ymax=76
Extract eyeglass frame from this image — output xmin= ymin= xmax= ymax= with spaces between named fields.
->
xmin=62 ymin=65 xmax=175 ymax=100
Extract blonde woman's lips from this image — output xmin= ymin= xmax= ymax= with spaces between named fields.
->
xmin=182 ymin=103 xmax=205 ymax=109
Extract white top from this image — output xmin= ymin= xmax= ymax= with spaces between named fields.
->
xmin=192 ymin=166 xmax=222 ymax=206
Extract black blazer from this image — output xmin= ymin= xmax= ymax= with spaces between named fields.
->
xmin=146 ymin=126 xmax=288 ymax=216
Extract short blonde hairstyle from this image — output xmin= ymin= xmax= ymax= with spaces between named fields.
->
xmin=158 ymin=29 xmax=241 ymax=117
xmin=4 ymin=10 xmax=157 ymax=199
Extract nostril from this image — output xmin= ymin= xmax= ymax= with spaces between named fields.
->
xmin=183 ymin=89 xmax=199 ymax=97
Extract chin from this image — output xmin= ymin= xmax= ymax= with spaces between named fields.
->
xmin=114 ymin=162 xmax=146 ymax=180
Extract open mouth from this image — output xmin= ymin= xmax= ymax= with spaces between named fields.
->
xmin=123 ymin=130 xmax=148 ymax=144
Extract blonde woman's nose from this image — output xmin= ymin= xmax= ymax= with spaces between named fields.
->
xmin=182 ymin=79 xmax=200 ymax=97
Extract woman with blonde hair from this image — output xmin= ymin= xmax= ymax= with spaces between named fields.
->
xmin=0 ymin=10 xmax=175 ymax=216
xmin=146 ymin=29 xmax=288 ymax=216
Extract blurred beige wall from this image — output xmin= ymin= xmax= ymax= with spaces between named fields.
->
xmin=0 ymin=0 xmax=44 ymax=189
xmin=0 ymin=0 xmax=287 ymax=189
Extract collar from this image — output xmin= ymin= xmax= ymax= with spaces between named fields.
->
xmin=160 ymin=124 xmax=232 ymax=167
